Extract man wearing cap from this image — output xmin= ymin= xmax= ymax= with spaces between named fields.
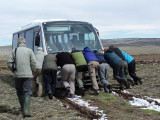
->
xmin=7 ymin=37 xmax=36 ymax=118
xmin=32 ymin=47 xmax=46 ymax=97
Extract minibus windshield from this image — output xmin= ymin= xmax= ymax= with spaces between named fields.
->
xmin=43 ymin=23 xmax=101 ymax=53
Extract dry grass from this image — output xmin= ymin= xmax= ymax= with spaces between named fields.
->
xmin=119 ymin=46 xmax=160 ymax=55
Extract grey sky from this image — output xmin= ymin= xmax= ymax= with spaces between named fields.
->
xmin=1 ymin=0 xmax=160 ymax=46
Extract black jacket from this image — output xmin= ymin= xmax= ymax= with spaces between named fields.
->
xmin=56 ymin=52 xmax=74 ymax=68
xmin=112 ymin=48 xmax=125 ymax=61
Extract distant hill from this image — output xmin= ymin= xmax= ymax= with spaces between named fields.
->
xmin=0 ymin=45 xmax=12 ymax=51
xmin=101 ymin=38 xmax=160 ymax=47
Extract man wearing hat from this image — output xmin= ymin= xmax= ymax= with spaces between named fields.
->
xmin=7 ymin=37 xmax=36 ymax=118
xmin=32 ymin=47 xmax=46 ymax=97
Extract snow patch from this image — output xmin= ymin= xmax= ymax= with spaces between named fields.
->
xmin=68 ymin=95 xmax=108 ymax=120
xmin=129 ymin=97 xmax=160 ymax=112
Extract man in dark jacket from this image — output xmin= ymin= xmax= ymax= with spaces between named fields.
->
xmin=104 ymin=48 xmax=130 ymax=89
xmin=56 ymin=52 xmax=76 ymax=98
xmin=71 ymin=48 xmax=88 ymax=96
xmin=109 ymin=45 xmax=134 ymax=86
xmin=94 ymin=50 xmax=112 ymax=93
xmin=83 ymin=47 xmax=99 ymax=95
xmin=42 ymin=54 xmax=57 ymax=99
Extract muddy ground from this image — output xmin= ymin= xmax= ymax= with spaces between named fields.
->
xmin=0 ymin=54 xmax=160 ymax=120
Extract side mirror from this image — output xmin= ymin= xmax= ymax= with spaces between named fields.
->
xmin=94 ymin=27 xmax=99 ymax=36
xmin=35 ymin=34 xmax=40 ymax=46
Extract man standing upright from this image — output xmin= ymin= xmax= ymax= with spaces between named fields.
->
xmin=7 ymin=37 xmax=36 ymax=118
xmin=32 ymin=47 xmax=46 ymax=97
xmin=42 ymin=53 xmax=57 ymax=99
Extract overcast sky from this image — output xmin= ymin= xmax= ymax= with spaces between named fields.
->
xmin=1 ymin=0 xmax=160 ymax=46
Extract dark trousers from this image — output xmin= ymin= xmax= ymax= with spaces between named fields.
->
xmin=43 ymin=69 xmax=57 ymax=95
xmin=15 ymin=78 xmax=32 ymax=96
xmin=113 ymin=61 xmax=126 ymax=83
xmin=128 ymin=59 xmax=140 ymax=81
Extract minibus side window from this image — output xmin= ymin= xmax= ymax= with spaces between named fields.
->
xmin=13 ymin=34 xmax=18 ymax=49
xmin=25 ymin=29 xmax=34 ymax=49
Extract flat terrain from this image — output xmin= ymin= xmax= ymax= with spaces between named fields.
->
xmin=0 ymin=40 xmax=160 ymax=120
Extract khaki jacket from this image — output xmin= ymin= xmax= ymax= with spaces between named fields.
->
xmin=35 ymin=50 xmax=46 ymax=69
xmin=7 ymin=43 xmax=36 ymax=78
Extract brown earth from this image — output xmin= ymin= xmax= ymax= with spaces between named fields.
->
xmin=0 ymin=54 xmax=160 ymax=120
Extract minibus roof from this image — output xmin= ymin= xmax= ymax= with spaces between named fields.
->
xmin=13 ymin=19 xmax=91 ymax=34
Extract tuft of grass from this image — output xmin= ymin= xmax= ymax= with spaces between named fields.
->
xmin=0 ymin=104 xmax=12 ymax=113
xmin=141 ymin=109 xmax=160 ymax=114
xmin=97 ymin=92 xmax=117 ymax=104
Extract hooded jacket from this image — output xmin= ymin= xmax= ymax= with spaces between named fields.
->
xmin=95 ymin=53 xmax=106 ymax=64
xmin=120 ymin=49 xmax=134 ymax=64
xmin=7 ymin=43 xmax=36 ymax=78
xmin=104 ymin=49 xmax=122 ymax=68
xmin=83 ymin=47 xmax=99 ymax=63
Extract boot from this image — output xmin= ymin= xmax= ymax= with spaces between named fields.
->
xmin=121 ymin=79 xmax=131 ymax=89
xmin=80 ymin=87 xmax=85 ymax=97
xmin=138 ymin=78 xmax=142 ymax=85
xmin=107 ymin=84 xmax=112 ymax=93
xmin=127 ymin=79 xmax=135 ymax=86
xmin=17 ymin=95 xmax=24 ymax=112
xmin=23 ymin=96 xmax=31 ymax=118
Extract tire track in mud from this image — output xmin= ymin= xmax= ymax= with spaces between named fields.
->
xmin=113 ymin=89 xmax=160 ymax=107
xmin=58 ymin=97 xmax=106 ymax=120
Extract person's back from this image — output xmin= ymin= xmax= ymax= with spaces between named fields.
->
xmin=71 ymin=49 xmax=87 ymax=70
xmin=83 ymin=47 xmax=99 ymax=95
xmin=9 ymin=43 xmax=36 ymax=78
xmin=42 ymin=54 xmax=57 ymax=99
xmin=43 ymin=54 xmax=57 ymax=71
xmin=71 ymin=48 xmax=87 ymax=96
xmin=104 ymin=48 xmax=130 ymax=89
xmin=35 ymin=47 xmax=46 ymax=69
xmin=110 ymin=46 xmax=134 ymax=85
xmin=120 ymin=49 xmax=142 ymax=85
xmin=120 ymin=49 xmax=134 ymax=64
xmin=94 ymin=51 xmax=112 ymax=93
xmin=83 ymin=47 xmax=99 ymax=63
xmin=112 ymin=48 xmax=125 ymax=61
xmin=32 ymin=47 xmax=46 ymax=97
xmin=7 ymin=37 xmax=36 ymax=118
xmin=104 ymin=49 xmax=122 ymax=68
xmin=56 ymin=52 xmax=76 ymax=98
xmin=56 ymin=52 xmax=74 ymax=68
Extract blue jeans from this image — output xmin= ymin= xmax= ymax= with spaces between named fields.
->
xmin=98 ymin=63 xmax=110 ymax=87
xmin=15 ymin=78 xmax=32 ymax=96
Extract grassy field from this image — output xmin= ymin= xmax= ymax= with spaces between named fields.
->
xmin=0 ymin=43 xmax=160 ymax=120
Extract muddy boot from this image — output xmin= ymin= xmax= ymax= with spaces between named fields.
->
xmin=121 ymin=79 xmax=131 ymax=89
xmin=107 ymin=84 xmax=112 ymax=93
xmin=65 ymin=87 xmax=71 ymax=98
xmin=23 ymin=96 xmax=31 ymax=118
xmin=133 ymin=79 xmax=139 ymax=85
xmin=138 ymin=78 xmax=142 ymax=85
xmin=17 ymin=95 xmax=24 ymax=112
xmin=80 ymin=87 xmax=85 ymax=97
xmin=93 ymin=89 xmax=99 ymax=95
xmin=127 ymin=79 xmax=135 ymax=86
xmin=48 ymin=91 xmax=53 ymax=100
xmin=119 ymin=84 xmax=124 ymax=90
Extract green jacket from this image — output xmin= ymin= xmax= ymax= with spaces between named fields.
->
xmin=71 ymin=51 xmax=87 ymax=67
xmin=42 ymin=54 xmax=57 ymax=71
xmin=7 ymin=43 xmax=36 ymax=78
